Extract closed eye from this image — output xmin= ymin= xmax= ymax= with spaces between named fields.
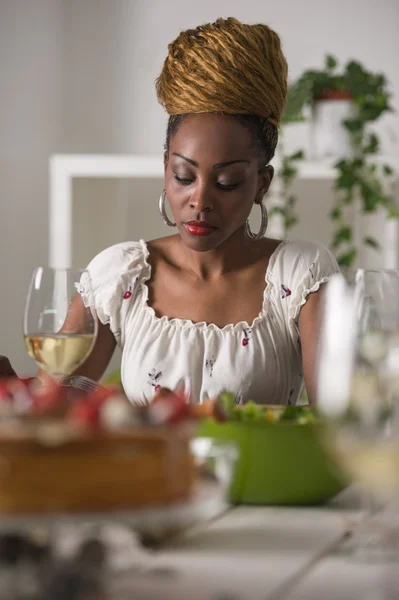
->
xmin=174 ymin=174 xmax=193 ymax=186
xmin=174 ymin=174 xmax=242 ymax=191
xmin=217 ymin=182 xmax=242 ymax=191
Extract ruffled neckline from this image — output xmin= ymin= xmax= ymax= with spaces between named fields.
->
xmin=134 ymin=238 xmax=287 ymax=333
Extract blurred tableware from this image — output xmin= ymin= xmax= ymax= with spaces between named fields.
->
xmin=0 ymin=438 xmax=237 ymax=596
xmin=61 ymin=375 xmax=104 ymax=393
xmin=197 ymin=416 xmax=346 ymax=505
xmin=23 ymin=268 xmax=98 ymax=379
xmin=317 ymin=270 xmax=399 ymax=559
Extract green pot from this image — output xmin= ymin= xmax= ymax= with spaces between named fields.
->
xmin=197 ymin=419 xmax=347 ymax=505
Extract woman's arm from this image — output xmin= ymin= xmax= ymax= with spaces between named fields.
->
xmin=69 ymin=322 xmax=116 ymax=381
xmin=36 ymin=294 xmax=116 ymax=383
xmin=298 ymin=286 xmax=326 ymax=405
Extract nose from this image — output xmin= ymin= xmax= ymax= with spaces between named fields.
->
xmin=189 ymin=182 xmax=214 ymax=213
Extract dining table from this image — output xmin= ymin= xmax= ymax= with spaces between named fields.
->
xmin=0 ymin=487 xmax=398 ymax=598
xmin=107 ymin=485 xmax=399 ymax=600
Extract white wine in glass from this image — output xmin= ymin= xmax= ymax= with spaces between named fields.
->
xmin=23 ymin=267 xmax=98 ymax=378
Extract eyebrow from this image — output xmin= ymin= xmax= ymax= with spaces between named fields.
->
xmin=172 ymin=152 xmax=250 ymax=169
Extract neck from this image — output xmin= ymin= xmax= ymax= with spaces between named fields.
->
xmin=176 ymin=227 xmax=256 ymax=281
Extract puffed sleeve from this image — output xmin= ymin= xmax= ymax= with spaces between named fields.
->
xmin=268 ymin=240 xmax=340 ymax=344
xmin=78 ymin=240 xmax=148 ymax=347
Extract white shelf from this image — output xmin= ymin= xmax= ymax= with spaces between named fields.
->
xmin=49 ymin=154 xmax=399 ymax=269
xmin=50 ymin=153 xmax=399 ymax=180
xmin=280 ymin=155 xmax=399 ymax=180
xmin=50 ymin=154 xmax=164 ymax=179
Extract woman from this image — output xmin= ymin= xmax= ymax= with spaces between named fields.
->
xmin=2 ymin=18 xmax=339 ymax=405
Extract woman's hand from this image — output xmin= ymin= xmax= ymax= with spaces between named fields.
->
xmin=0 ymin=355 xmax=17 ymax=379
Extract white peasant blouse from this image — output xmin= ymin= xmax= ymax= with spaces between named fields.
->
xmin=80 ymin=239 xmax=339 ymax=406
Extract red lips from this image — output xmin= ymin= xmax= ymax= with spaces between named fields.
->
xmin=184 ymin=221 xmax=217 ymax=236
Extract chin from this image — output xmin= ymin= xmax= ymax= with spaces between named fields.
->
xmin=179 ymin=228 xmax=222 ymax=252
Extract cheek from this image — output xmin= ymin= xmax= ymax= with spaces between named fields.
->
xmin=231 ymin=197 xmax=253 ymax=220
xmin=228 ymin=183 xmax=257 ymax=217
xmin=215 ymin=196 xmax=252 ymax=228
xmin=164 ymin=176 xmax=187 ymax=208
xmin=165 ymin=187 xmax=188 ymax=216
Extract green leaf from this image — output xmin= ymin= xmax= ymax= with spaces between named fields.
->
xmin=337 ymin=248 xmax=358 ymax=267
xmin=343 ymin=192 xmax=354 ymax=205
xmin=352 ymin=157 xmax=365 ymax=170
xmin=269 ymin=206 xmax=286 ymax=216
xmin=332 ymin=225 xmax=352 ymax=249
xmin=334 ymin=159 xmax=346 ymax=170
xmin=383 ymin=164 xmax=394 ymax=176
xmin=329 ymin=207 xmax=342 ymax=220
xmin=325 ymin=54 xmax=338 ymax=71
xmin=334 ymin=159 xmax=362 ymax=190
xmin=363 ymin=236 xmax=380 ymax=250
xmin=280 ymin=164 xmax=297 ymax=182
xmin=363 ymin=133 xmax=379 ymax=154
xmin=285 ymin=215 xmax=298 ymax=230
xmin=289 ymin=150 xmax=305 ymax=161
xmin=359 ymin=180 xmax=383 ymax=212
xmin=345 ymin=60 xmax=365 ymax=78
xmin=335 ymin=170 xmax=357 ymax=190
xmin=343 ymin=118 xmax=363 ymax=134
xmin=282 ymin=77 xmax=313 ymax=123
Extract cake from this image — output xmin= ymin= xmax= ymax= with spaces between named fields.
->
xmin=0 ymin=379 xmax=195 ymax=514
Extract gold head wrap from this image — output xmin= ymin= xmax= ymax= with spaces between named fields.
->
xmin=156 ymin=17 xmax=288 ymax=126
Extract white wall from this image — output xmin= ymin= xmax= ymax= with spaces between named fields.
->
xmin=0 ymin=0 xmax=65 ymax=375
xmin=117 ymin=0 xmax=399 ymax=157
xmin=1 ymin=0 xmax=398 ymax=374
xmin=63 ymin=0 xmax=399 ymax=268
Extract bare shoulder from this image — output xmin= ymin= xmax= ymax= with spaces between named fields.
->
xmin=146 ymin=234 xmax=181 ymax=268
xmin=263 ymin=237 xmax=284 ymax=256
xmin=253 ymin=237 xmax=284 ymax=263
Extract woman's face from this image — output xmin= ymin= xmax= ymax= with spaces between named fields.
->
xmin=164 ymin=113 xmax=273 ymax=252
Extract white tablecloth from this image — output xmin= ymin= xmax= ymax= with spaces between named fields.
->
xmin=110 ymin=486 xmax=395 ymax=600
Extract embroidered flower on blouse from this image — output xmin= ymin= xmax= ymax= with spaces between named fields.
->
xmin=242 ymin=327 xmax=252 ymax=347
xmin=280 ymin=284 xmax=292 ymax=299
xmin=148 ymin=368 xmax=163 ymax=391
xmin=205 ymin=356 xmax=216 ymax=378
xmin=123 ymin=277 xmax=138 ymax=300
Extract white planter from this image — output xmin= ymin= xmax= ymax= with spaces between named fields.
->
xmin=310 ymin=98 xmax=354 ymax=161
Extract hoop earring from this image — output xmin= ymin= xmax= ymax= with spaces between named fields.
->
xmin=246 ymin=201 xmax=268 ymax=240
xmin=159 ymin=189 xmax=176 ymax=227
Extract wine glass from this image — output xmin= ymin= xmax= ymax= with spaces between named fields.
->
xmin=317 ymin=270 xmax=399 ymax=559
xmin=23 ymin=267 xmax=98 ymax=379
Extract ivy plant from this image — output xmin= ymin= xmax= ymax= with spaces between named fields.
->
xmin=277 ymin=55 xmax=396 ymax=267
xmin=269 ymin=143 xmax=304 ymax=232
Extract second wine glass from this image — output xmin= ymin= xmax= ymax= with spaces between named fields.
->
xmin=317 ymin=269 xmax=399 ymax=560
